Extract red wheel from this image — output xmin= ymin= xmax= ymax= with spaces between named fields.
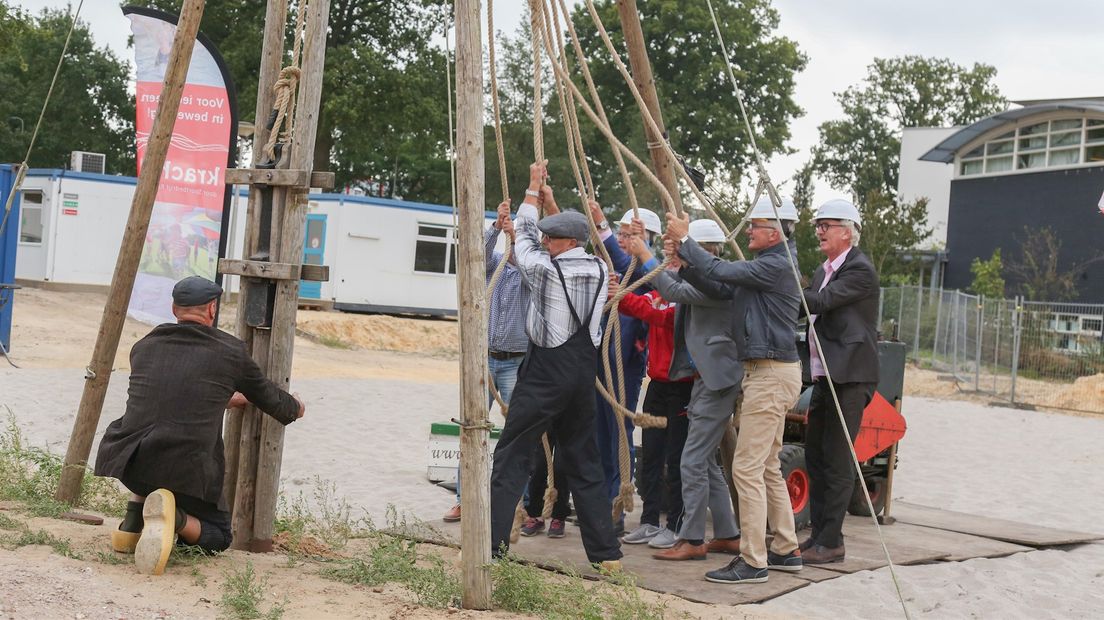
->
xmin=779 ymin=444 xmax=811 ymax=530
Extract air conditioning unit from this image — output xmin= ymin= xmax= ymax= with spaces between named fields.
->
xmin=70 ymin=151 xmax=106 ymax=174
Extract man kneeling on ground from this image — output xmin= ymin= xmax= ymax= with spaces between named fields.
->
xmin=95 ymin=276 xmax=305 ymax=575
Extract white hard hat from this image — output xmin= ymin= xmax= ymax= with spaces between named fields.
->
xmin=618 ymin=208 xmax=662 ymax=235
xmin=814 ymin=199 xmax=862 ymax=229
xmin=747 ymin=195 xmax=799 ymax=221
xmin=688 ymin=218 xmax=726 ymax=243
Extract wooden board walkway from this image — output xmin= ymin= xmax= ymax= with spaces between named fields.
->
xmin=423 ymin=503 xmax=1102 ymax=605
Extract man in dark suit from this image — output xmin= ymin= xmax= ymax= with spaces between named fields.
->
xmin=801 ymin=199 xmax=880 ymax=564
xmin=95 ymin=276 xmax=304 ymax=575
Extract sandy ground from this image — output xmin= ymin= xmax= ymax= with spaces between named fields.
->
xmin=2 ymin=287 xmax=1103 ymax=618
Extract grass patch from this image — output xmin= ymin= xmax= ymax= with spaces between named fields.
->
xmin=93 ymin=550 xmax=129 ymax=566
xmin=0 ymin=408 xmax=127 ymax=518
xmin=322 ymin=531 xmax=461 ymax=609
xmin=0 ymin=511 xmax=24 ymax=531
xmin=6 ymin=527 xmax=82 ymax=559
xmin=274 ymin=478 xmax=369 ymax=556
xmin=219 ymin=561 xmax=286 ymax=620
xmin=315 ymin=334 xmax=352 ymax=350
xmin=491 ymin=555 xmax=668 ymax=620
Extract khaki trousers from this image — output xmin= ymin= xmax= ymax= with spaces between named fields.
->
xmin=732 ymin=359 xmax=802 ymax=568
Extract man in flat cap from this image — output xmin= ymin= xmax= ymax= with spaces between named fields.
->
xmin=95 ymin=276 xmax=305 ymax=576
xmin=488 ymin=161 xmax=622 ymax=571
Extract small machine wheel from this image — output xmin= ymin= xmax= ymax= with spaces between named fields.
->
xmin=779 ymin=444 xmax=811 ymax=530
xmin=848 ymin=477 xmax=886 ymax=516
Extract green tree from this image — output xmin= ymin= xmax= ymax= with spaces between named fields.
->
xmin=0 ymin=3 xmax=135 ymax=173
xmin=815 ymin=56 xmax=1005 ymax=201
xmin=558 ymin=0 xmax=806 ymax=212
xmin=856 ymin=190 xmax=931 ymax=276
xmin=969 ymin=249 xmax=1005 ymax=299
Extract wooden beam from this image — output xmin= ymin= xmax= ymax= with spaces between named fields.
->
xmin=455 ymin=0 xmax=492 ymax=609
xmin=228 ymin=0 xmax=290 ymax=547
xmin=218 ymin=259 xmax=328 ymax=282
xmin=223 ymin=169 xmax=335 ymax=190
xmin=249 ymin=0 xmax=332 ymax=549
xmin=614 ymin=0 xmax=684 ymax=213
xmin=55 ymin=0 xmax=207 ymax=503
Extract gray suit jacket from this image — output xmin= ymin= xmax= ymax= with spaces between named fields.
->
xmin=653 ymin=270 xmax=743 ymax=391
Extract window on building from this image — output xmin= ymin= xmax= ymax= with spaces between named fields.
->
xmin=958 ymin=117 xmax=1104 ymax=177
xmin=1082 ymin=318 xmax=1103 ymax=333
xmin=19 ymin=190 xmax=43 ymax=244
xmin=413 ymin=223 xmax=457 ymax=275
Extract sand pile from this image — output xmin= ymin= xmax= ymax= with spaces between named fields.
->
xmin=1052 ymin=372 xmax=1104 ymax=412
xmin=296 ymin=311 xmax=459 ymax=357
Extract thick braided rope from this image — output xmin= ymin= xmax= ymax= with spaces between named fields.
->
xmin=528 ymin=0 xmax=545 ymax=166
xmin=552 ymin=0 xmax=641 ymax=219
xmin=580 ymin=0 xmax=744 ymax=259
xmin=263 ymin=0 xmax=309 ymax=161
xmin=539 ymin=434 xmax=558 ymax=520
xmin=537 ymin=3 xmax=636 ymax=514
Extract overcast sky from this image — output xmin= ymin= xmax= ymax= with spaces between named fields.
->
xmin=14 ymin=0 xmax=1104 ymax=202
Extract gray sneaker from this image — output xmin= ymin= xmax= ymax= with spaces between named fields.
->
xmin=622 ymin=523 xmax=661 ymax=544
xmin=647 ymin=527 xmax=678 ymax=549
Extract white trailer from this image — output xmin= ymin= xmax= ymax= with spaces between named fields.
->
xmin=14 ymin=168 xmax=498 ymax=317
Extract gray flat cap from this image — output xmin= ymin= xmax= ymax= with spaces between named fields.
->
xmin=538 ymin=211 xmax=591 ymax=243
xmin=172 ymin=276 xmax=223 ymax=307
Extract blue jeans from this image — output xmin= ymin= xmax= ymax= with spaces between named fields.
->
xmin=457 ymin=354 xmax=523 ymax=501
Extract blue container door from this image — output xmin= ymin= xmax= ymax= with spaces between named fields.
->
xmin=301 ymin=213 xmax=326 ymax=299
xmin=1 ymin=166 xmax=20 ymax=350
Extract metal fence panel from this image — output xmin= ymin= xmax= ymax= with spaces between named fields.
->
xmin=878 ymin=287 xmax=1104 ymax=414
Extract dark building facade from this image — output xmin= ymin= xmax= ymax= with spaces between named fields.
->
xmin=921 ymin=101 xmax=1104 ymax=303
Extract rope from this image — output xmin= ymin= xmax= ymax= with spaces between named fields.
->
xmin=0 ymin=0 xmax=86 ymax=239
xmin=703 ymin=2 xmax=911 ymax=617
xmin=579 ymin=0 xmax=745 ymax=260
xmin=262 ymin=0 xmax=309 ymax=162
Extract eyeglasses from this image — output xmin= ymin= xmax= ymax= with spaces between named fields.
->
xmin=815 ymin=222 xmax=847 ymax=232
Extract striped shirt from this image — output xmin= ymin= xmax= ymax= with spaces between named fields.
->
xmin=485 ymin=225 xmax=530 ymax=354
xmin=513 ymin=203 xmax=608 ymax=348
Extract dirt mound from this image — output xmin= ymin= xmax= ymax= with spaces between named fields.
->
xmin=1053 ymin=373 xmax=1104 ymax=412
xmin=296 ymin=311 xmax=459 ymax=356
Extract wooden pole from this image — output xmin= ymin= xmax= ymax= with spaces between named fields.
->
xmin=224 ymin=0 xmax=290 ymax=519
xmin=55 ymin=0 xmax=207 ymax=504
xmin=250 ymin=0 xmax=331 ymax=550
xmin=455 ymin=0 xmax=492 ymax=609
xmin=614 ymin=0 xmax=683 ymax=212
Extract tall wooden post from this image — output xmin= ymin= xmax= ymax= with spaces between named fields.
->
xmin=615 ymin=0 xmax=683 ymax=212
xmin=454 ymin=0 xmax=492 ymax=609
xmin=55 ymin=0 xmax=207 ymax=504
xmin=223 ymin=0 xmax=290 ymax=521
xmin=225 ymin=0 xmax=332 ymax=552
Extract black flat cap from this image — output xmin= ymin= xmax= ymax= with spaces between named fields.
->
xmin=537 ymin=211 xmax=591 ymax=243
xmin=172 ymin=276 xmax=223 ymax=307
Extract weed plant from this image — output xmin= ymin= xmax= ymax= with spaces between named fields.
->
xmin=219 ymin=561 xmax=286 ymax=620
xmin=0 ymin=409 xmax=126 ymax=517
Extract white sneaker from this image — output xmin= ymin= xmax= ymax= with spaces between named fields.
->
xmin=621 ymin=523 xmax=661 ymax=544
xmin=647 ymin=527 xmax=678 ymax=549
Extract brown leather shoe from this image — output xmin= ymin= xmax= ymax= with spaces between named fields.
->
xmin=706 ymin=537 xmax=741 ymax=555
xmin=803 ymin=543 xmax=845 ymax=564
xmin=799 ymin=537 xmax=816 ymax=552
xmin=443 ymin=504 xmax=461 ymax=523
xmin=652 ymin=540 xmax=707 ymax=561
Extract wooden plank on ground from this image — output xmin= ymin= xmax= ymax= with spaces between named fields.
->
xmin=880 ymin=521 xmax=1032 ymax=562
xmin=892 ymin=502 xmax=1104 ymax=547
xmin=802 ymin=515 xmax=951 ymax=574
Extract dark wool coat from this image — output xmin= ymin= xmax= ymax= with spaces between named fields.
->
xmin=94 ymin=321 xmax=299 ymax=510
xmin=804 ymin=247 xmax=881 ymax=385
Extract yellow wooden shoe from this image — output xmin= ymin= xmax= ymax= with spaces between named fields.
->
xmin=110 ymin=528 xmax=140 ymax=553
xmin=135 ymin=489 xmax=177 ymax=576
